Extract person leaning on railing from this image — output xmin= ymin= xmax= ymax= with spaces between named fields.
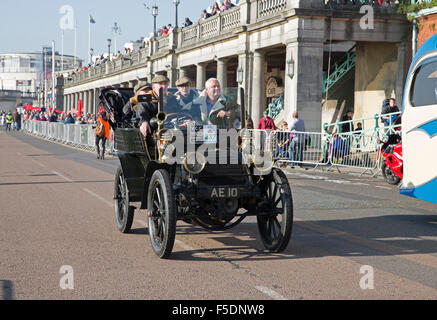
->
xmin=381 ymin=98 xmax=399 ymax=126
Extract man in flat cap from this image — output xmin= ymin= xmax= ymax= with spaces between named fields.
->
xmin=122 ymin=81 xmax=151 ymax=123
xmin=174 ymin=77 xmax=201 ymax=122
xmin=136 ymin=75 xmax=178 ymax=137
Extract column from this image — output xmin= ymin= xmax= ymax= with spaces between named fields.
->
xmin=251 ymin=50 xmax=265 ymax=127
xmin=63 ymin=95 xmax=67 ymax=112
xmin=179 ymin=67 xmax=186 ymax=79
xmin=95 ymin=88 xmax=100 ymax=115
xmin=88 ymin=89 xmax=93 ymax=115
xmin=238 ymin=52 xmax=252 ymax=116
xmin=74 ymin=93 xmax=78 ymax=110
xmin=196 ymin=63 xmax=207 ymax=89
xmin=84 ymin=91 xmax=89 ymax=115
xmin=217 ymin=58 xmax=228 ymax=88
xmin=284 ymin=40 xmax=324 ymax=132
xmin=395 ymin=41 xmax=407 ymax=107
xmin=167 ymin=68 xmax=178 ymax=87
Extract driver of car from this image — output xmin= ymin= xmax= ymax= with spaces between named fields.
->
xmin=136 ymin=75 xmax=177 ymax=137
xmin=174 ymin=76 xmax=201 ymax=123
xmin=192 ymin=78 xmax=240 ymax=128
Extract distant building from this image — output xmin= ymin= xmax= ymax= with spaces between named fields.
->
xmin=0 ymin=51 xmax=82 ymax=95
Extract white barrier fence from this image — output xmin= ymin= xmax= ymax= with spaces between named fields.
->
xmin=21 ymin=120 xmax=114 ymax=155
xmin=20 ymin=120 xmax=394 ymax=176
xmin=253 ymin=128 xmax=397 ymax=176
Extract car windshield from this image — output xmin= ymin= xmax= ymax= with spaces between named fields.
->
xmin=160 ymin=87 xmax=242 ymax=130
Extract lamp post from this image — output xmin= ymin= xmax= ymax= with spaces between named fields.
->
xmin=152 ymin=5 xmax=158 ymax=37
xmin=237 ymin=67 xmax=244 ymax=85
xmin=107 ymin=39 xmax=112 ymax=60
xmin=89 ymin=48 xmax=94 ymax=64
xmin=287 ymin=59 xmax=295 ymax=79
xmin=111 ymin=22 xmax=121 ymax=55
xmin=173 ymin=0 xmax=180 ymax=29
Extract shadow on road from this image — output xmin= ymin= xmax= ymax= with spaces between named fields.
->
xmin=165 ymin=214 xmax=437 ymax=262
xmin=0 ymin=280 xmax=15 ymax=300
xmin=0 ymin=180 xmax=114 ymax=186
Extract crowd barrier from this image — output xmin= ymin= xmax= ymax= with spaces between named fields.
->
xmin=20 ymin=120 xmax=398 ymax=177
xmin=252 ymin=126 xmax=400 ymax=176
xmin=21 ymin=120 xmax=114 ymax=155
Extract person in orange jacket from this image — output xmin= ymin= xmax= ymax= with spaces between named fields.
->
xmin=95 ymin=111 xmax=110 ymax=159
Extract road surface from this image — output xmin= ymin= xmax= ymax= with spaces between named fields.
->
xmin=1 ymin=130 xmax=436 ymax=300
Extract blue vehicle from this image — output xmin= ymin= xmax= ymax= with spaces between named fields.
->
xmin=400 ymin=34 xmax=437 ymax=204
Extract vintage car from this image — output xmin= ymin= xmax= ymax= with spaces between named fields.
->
xmin=100 ymin=86 xmax=293 ymax=258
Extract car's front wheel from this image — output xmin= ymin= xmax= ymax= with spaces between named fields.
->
xmin=147 ymin=169 xmax=176 ymax=259
xmin=257 ymin=168 xmax=293 ymax=253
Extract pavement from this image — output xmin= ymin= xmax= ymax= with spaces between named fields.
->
xmin=1 ymin=129 xmax=437 ymax=300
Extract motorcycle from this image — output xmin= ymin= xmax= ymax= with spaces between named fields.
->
xmin=379 ymin=133 xmax=403 ymax=185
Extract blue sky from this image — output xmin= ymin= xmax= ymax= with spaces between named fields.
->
xmin=0 ymin=0 xmax=213 ymax=62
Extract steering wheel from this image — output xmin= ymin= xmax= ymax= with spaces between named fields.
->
xmin=164 ymin=112 xmax=194 ymax=128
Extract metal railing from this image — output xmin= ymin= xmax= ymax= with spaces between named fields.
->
xmin=21 ymin=120 xmax=114 ymax=155
xmin=323 ymin=110 xmax=402 ymax=138
xmin=20 ymin=119 xmax=397 ymax=177
xmin=251 ymin=124 xmax=400 ymax=176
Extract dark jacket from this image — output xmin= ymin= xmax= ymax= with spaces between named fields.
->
xmin=64 ymin=116 xmax=75 ymax=124
xmin=135 ymin=91 xmax=178 ymax=124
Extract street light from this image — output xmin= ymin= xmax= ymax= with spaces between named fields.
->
xmin=237 ymin=67 xmax=244 ymax=85
xmin=107 ymin=39 xmax=112 ymax=60
xmin=152 ymin=5 xmax=158 ymax=37
xmin=111 ymin=22 xmax=122 ymax=54
xmin=90 ymin=48 xmax=94 ymax=64
xmin=173 ymin=0 xmax=180 ymax=29
xmin=287 ymin=59 xmax=295 ymax=79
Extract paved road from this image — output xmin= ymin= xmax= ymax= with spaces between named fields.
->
xmin=1 ymin=130 xmax=437 ymax=300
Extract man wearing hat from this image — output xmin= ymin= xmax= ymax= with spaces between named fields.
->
xmin=174 ymin=77 xmax=201 ymax=121
xmin=136 ymin=75 xmax=177 ymax=137
xmin=122 ymin=80 xmax=152 ymax=123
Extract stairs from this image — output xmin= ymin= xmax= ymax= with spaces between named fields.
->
xmin=323 ymin=46 xmax=356 ymax=95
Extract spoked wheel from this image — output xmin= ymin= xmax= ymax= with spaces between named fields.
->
xmin=114 ymin=167 xmax=134 ymax=233
xmin=147 ymin=169 xmax=176 ymax=259
xmin=257 ymin=168 xmax=293 ymax=252
xmin=381 ymin=161 xmax=401 ymax=185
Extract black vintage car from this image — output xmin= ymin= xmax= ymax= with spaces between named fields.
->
xmin=100 ymin=86 xmax=293 ymax=258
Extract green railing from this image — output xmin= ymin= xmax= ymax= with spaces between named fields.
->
xmin=268 ymin=96 xmax=284 ymax=120
xmin=323 ymin=51 xmax=356 ymax=94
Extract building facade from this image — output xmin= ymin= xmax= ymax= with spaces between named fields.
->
xmin=62 ymin=0 xmax=410 ymax=132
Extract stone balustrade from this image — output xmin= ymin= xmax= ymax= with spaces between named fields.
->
xmin=64 ymin=0 xmax=401 ymax=88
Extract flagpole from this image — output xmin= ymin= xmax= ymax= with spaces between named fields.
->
xmin=61 ymin=30 xmax=64 ymax=73
xmin=52 ymin=40 xmax=56 ymax=109
xmin=88 ymin=17 xmax=91 ymax=64
xmin=74 ymin=18 xmax=77 ymax=68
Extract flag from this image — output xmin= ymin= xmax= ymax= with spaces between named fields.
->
xmin=89 ymin=15 xmax=96 ymax=24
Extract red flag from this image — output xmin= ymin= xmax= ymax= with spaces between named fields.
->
xmin=77 ymin=100 xmax=83 ymax=118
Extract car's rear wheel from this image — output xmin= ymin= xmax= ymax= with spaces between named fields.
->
xmin=114 ymin=167 xmax=134 ymax=233
xmin=147 ymin=169 xmax=176 ymax=259
xmin=257 ymin=168 xmax=293 ymax=252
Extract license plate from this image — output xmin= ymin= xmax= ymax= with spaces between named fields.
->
xmin=210 ymin=187 xmax=239 ymax=198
